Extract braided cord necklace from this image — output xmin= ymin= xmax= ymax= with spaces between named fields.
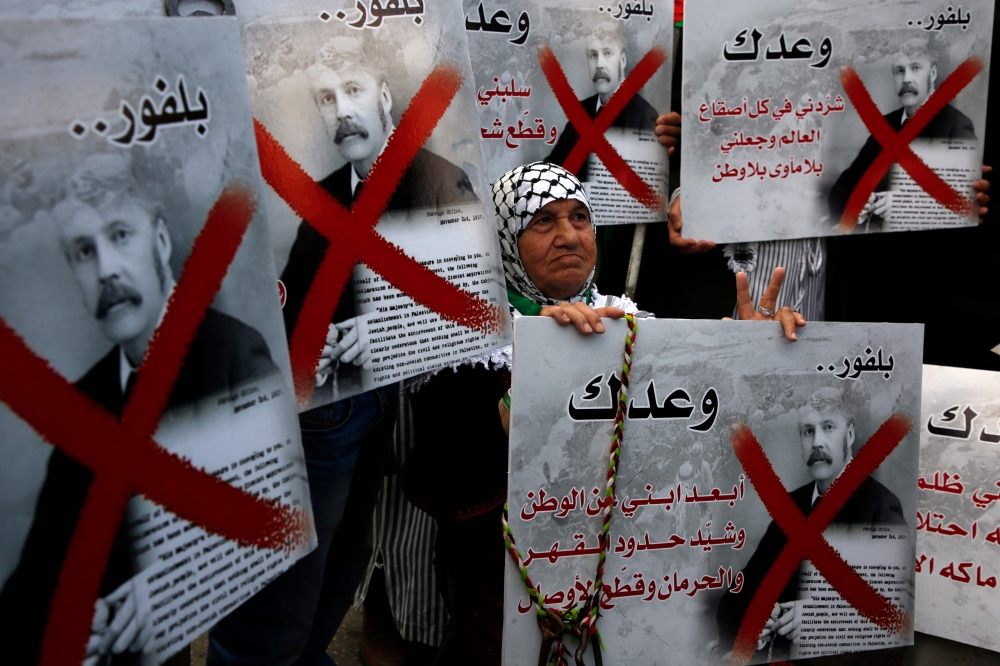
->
xmin=502 ymin=313 xmax=637 ymax=666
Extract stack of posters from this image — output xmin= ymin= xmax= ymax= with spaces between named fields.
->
xmin=504 ymin=318 xmax=922 ymax=664
xmin=465 ymin=0 xmax=673 ymax=224
xmin=681 ymin=0 xmax=993 ymax=242
xmin=916 ymin=364 xmax=1000 ymax=652
xmin=237 ymin=0 xmax=513 ymax=409
xmin=0 ymin=18 xmax=315 ymax=665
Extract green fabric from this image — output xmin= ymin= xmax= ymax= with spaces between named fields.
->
xmin=506 ymin=286 xmax=542 ymax=316
xmin=506 ymin=285 xmax=592 ymax=317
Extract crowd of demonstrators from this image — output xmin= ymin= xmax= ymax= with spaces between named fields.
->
xmin=347 ymin=22 xmax=995 ymax=666
xmin=204 ymin=3 xmax=995 ymax=665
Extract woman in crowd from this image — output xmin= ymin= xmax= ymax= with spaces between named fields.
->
xmin=399 ymin=162 xmax=804 ymax=665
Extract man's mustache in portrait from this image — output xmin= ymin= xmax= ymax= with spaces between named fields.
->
xmin=898 ymin=82 xmax=919 ymax=97
xmin=592 ymin=68 xmax=611 ymax=83
xmin=334 ymin=117 xmax=369 ymax=144
xmin=807 ymin=447 xmax=834 ymax=466
xmin=96 ymin=279 xmax=143 ymax=319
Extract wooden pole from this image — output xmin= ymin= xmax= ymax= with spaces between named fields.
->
xmin=624 ymin=223 xmax=647 ymax=301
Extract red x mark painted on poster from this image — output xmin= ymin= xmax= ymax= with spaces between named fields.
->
xmin=836 ymin=57 xmax=983 ymax=232
xmin=728 ymin=415 xmax=913 ymax=664
xmin=0 ymin=187 xmax=309 ymax=666
xmin=538 ymin=45 xmax=667 ymax=211
xmin=254 ymin=65 xmax=505 ymax=405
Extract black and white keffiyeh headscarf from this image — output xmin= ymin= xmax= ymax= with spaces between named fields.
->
xmin=491 ymin=161 xmax=596 ymax=306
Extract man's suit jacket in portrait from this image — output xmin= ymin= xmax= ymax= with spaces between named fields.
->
xmin=279 ymin=147 xmax=478 ymax=351
xmin=545 ymin=92 xmax=659 ymax=182
xmin=827 ymin=103 xmax=976 ymax=226
xmin=0 ymin=308 xmax=277 ymax=666
xmin=715 ymin=476 xmax=906 ymax=660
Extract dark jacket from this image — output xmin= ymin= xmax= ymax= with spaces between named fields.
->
xmin=0 ymin=308 xmax=276 ymax=666
xmin=545 ymin=92 xmax=659 ymax=182
xmin=278 ymin=147 xmax=479 ymax=339
xmin=716 ymin=476 xmax=906 ymax=658
xmin=827 ymin=103 xmax=976 ymax=225
xmin=400 ymin=363 xmax=510 ymax=665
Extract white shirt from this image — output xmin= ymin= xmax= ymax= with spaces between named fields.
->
xmin=118 ymin=284 xmax=175 ymax=393
xmin=349 ymin=127 xmax=395 ymax=197
xmin=119 ymin=346 xmax=138 ymax=394
xmin=810 ymin=455 xmax=852 ymax=507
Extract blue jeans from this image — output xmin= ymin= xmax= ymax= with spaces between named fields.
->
xmin=208 ymin=385 xmax=397 ymax=666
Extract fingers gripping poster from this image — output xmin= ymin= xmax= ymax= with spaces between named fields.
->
xmin=916 ymin=364 xmax=1000 ymax=652
xmin=681 ymin=0 xmax=993 ymax=243
xmin=504 ymin=318 xmax=922 ymax=665
xmin=236 ymin=0 xmax=512 ymax=411
xmin=0 ymin=18 xmax=316 ymax=665
xmin=465 ymin=0 xmax=673 ymax=225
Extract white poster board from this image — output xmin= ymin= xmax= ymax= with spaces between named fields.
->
xmin=466 ymin=0 xmax=673 ymax=224
xmin=0 ymin=18 xmax=315 ymax=664
xmin=915 ymin=364 xmax=1000 ymax=652
xmin=237 ymin=0 xmax=513 ymax=410
xmin=504 ymin=318 xmax=923 ymax=664
xmin=682 ymin=0 xmax=993 ymax=242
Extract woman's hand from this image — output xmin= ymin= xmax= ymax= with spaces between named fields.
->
xmin=539 ymin=302 xmax=625 ymax=334
xmin=668 ymin=192 xmax=716 ymax=254
xmin=724 ymin=267 xmax=806 ymax=342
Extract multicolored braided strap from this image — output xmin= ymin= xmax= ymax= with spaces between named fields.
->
xmin=502 ymin=313 xmax=637 ymax=666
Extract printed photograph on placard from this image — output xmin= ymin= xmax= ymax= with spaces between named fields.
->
xmin=504 ymin=319 xmax=923 ymax=665
xmin=0 ymin=18 xmax=315 ymax=665
xmin=466 ymin=0 xmax=673 ymax=224
xmin=0 ymin=0 xmax=162 ymax=16
xmin=916 ymin=364 xmax=1000 ymax=652
xmin=681 ymin=0 xmax=993 ymax=243
xmin=236 ymin=0 xmax=511 ymax=410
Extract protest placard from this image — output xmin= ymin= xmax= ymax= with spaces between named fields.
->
xmin=504 ymin=317 xmax=922 ymax=664
xmin=0 ymin=18 xmax=315 ymax=664
xmin=466 ymin=0 xmax=673 ymax=225
xmin=915 ymin=364 xmax=1000 ymax=652
xmin=681 ymin=0 xmax=993 ymax=242
xmin=237 ymin=0 xmax=511 ymax=409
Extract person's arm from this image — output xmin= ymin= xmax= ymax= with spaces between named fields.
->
xmin=654 ymin=113 xmax=716 ymax=254
xmin=725 ymin=267 xmax=806 ymax=342
xmin=654 ymin=111 xmax=680 ymax=156
xmin=665 ymin=188 xmax=716 ymax=254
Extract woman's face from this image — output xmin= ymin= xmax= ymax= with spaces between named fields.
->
xmin=516 ymin=198 xmax=597 ymax=301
